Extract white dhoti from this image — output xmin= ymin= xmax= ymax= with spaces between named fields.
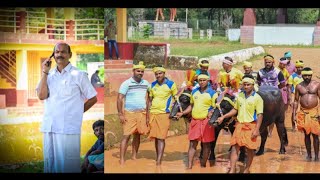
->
xmin=43 ymin=132 xmax=81 ymax=173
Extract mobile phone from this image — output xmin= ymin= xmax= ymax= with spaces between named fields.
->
xmin=46 ymin=52 xmax=54 ymax=67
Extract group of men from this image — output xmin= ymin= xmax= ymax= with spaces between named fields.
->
xmin=116 ymin=51 xmax=320 ymax=173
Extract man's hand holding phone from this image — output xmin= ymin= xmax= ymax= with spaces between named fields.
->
xmin=42 ymin=53 xmax=53 ymax=75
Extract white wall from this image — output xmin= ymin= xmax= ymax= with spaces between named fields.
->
xmin=227 ymin=28 xmax=240 ymax=41
xmin=208 ymin=46 xmax=265 ymax=70
xmin=254 ymin=24 xmax=315 ymax=45
xmin=87 ymin=62 xmax=104 ymax=81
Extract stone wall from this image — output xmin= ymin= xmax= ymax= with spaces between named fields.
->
xmin=133 ymin=44 xmax=166 ymax=68
xmin=167 ymin=55 xmax=198 ymax=70
xmin=138 ymin=21 xmax=188 ymax=39
xmin=208 ymin=46 xmax=265 ymax=70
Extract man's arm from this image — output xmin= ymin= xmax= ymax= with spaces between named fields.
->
xmin=117 ymin=93 xmax=127 ymax=124
xmin=89 ymin=149 xmax=103 ymax=156
xmin=292 ymin=84 xmax=301 ymax=120
xmin=37 ymin=58 xmax=52 ymax=100
xmin=277 ymin=71 xmax=286 ymax=89
xmin=146 ymin=91 xmax=151 ymax=125
xmin=37 ymin=72 xmax=49 ymax=100
xmin=256 ymin=72 xmax=262 ymax=86
xmin=317 ymin=81 xmax=320 ymax=104
xmin=176 ymin=104 xmax=192 ymax=119
xmin=252 ymin=113 xmax=263 ymax=138
xmin=84 ymin=96 xmax=97 ymax=112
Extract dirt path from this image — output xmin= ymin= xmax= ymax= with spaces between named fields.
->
xmin=105 ymin=47 xmax=320 ymax=173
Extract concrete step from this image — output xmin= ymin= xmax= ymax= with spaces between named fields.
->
xmin=104 ymin=59 xmax=133 ymax=69
xmin=104 ymin=60 xmax=133 ymax=64
xmin=105 ymin=64 xmax=133 ymax=69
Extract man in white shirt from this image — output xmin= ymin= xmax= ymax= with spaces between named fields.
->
xmin=37 ymin=42 xmax=97 ymax=173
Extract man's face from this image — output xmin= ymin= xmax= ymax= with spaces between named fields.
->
xmin=296 ymin=66 xmax=304 ymax=73
xmin=243 ymin=82 xmax=254 ymax=93
xmin=133 ymin=68 xmax=144 ymax=80
xmin=222 ymin=63 xmax=231 ymax=71
xmin=264 ymin=60 xmax=274 ymax=69
xmin=302 ymin=74 xmax=312 ymax=83
xmin=279 ymin=63 xmax=286 ymax=69
xmin=200 ymin=66 xmax=208 ymax=71
xmin=244 ymin=66 xmax=252 ymax=74
xmin=155 ymin=71 xmax=165 ymax=82
xmin=109 ymin=20 xmax=113 ymax=25
xmin=94 ymin=125 xmax=104 ymax=140
xmin=198 ymin=78 xmax=209 ymax=88
xmin=54 ymin=44 xmax=71 ymax=66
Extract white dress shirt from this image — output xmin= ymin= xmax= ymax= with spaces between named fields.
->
xmin=37 ymin=63 xmax=97 ymax=134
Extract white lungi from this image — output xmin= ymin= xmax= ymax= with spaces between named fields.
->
xmin=43 ymin=132 xmax=81 ymax=173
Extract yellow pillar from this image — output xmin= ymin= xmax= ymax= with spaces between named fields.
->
xmin=46 ymin=8 xmax=55 ymax=23
xmin=116 ymin=8 xmax=127 ymax=42
xmin=16 ymin=50 xmax=28 ymax=107
xmin=70 ymin=50 xmax=77 ymax=67
xmin=64 ymin=8 xmax=76 ymax=40
xmin=64 ymin=8 xmax=75 ymax=20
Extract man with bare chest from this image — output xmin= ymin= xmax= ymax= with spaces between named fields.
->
xmin=293 ymin=67 xmax=320 ymax=161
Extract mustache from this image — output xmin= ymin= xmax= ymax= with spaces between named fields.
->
xmin=56 ymin=56 xmax=64 ymax=59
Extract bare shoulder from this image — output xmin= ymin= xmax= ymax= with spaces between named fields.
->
xmin=296 ymin=82 xmax=302 ymax=88
xmin=313 ymin=80 xmax=320 ymax=87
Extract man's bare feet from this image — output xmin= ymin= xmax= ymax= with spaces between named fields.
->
xmin=228 ymin=168 xmax=236 ymax=173
xmin=209 ymin=160 xmax=215 ymax=167
xmin=306 ymin=155 xmax=312 ymax=162
xmin=131 ymin=156 xmax=137 ymax=160
xmin=243 ymin=169 xmax=250 ymax=173
xmin=119 ymin=159 xmax=125 ymax=166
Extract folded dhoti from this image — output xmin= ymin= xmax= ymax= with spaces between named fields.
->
xmin=230 ymin=121 xmax=258 ymax=150
xmin=296 ymin=105 xmax=320 ymax=135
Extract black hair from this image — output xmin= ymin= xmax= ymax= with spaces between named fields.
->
xmin=109 ymin=19 xmax=114 ymax=22
xmin=264 ymin=54 xmax=274 ymax=59
xmin=201 ymin=60 xmax=209 ymax=64
xmin=224 ymin=56 xmax=233 ymax=62
xmin=302 ymin=67 xmax=312 ymax=71
xmin=279 ymin=57 xmax=287 ymax=61
xmin=154 ymin=64 xmax=164 ymax=68
xmin=92 ymin=120 xmax=104 ymax=130
xmin=95 ymin=70 xmax=100 ymax=73
xmin=242 ymin=74 xmax=255 ymax=80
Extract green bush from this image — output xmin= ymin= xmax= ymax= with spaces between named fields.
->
xmin=142 ymin=24 xmax=152 ymax=38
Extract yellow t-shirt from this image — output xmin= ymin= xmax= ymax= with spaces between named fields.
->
xmin=234 ymin=91 xmax=264 ymax=123
xmin=288 ymin=73 xmax=303 ymax=93
xmin=218 ymin=68 xmax=244 ymax=91
xmin=190 ymin=87 xmax=217 ymax=119
xmin=277 ymin=67 xmax=290 ymax=81
xmin=149 ymin=78 xmax=177 ymax=114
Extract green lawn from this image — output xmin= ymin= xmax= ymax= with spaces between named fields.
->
xmin=0 ymin=157 xmax=85 ymax=173
xmin=129 ymin=36 xmax=256 ymax=58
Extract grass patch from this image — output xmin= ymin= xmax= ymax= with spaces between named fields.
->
xmin=0 ymin=157 xmax=85 ymax=173
xmin=129 ymin=36 xmax=256 ymax=58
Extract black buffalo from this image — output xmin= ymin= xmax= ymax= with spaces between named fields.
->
xmin=209 ymin=85 xmax=289 ymax=156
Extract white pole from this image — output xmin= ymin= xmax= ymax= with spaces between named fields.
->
xmin=186 ymin=8 xmax=188 ymax=23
